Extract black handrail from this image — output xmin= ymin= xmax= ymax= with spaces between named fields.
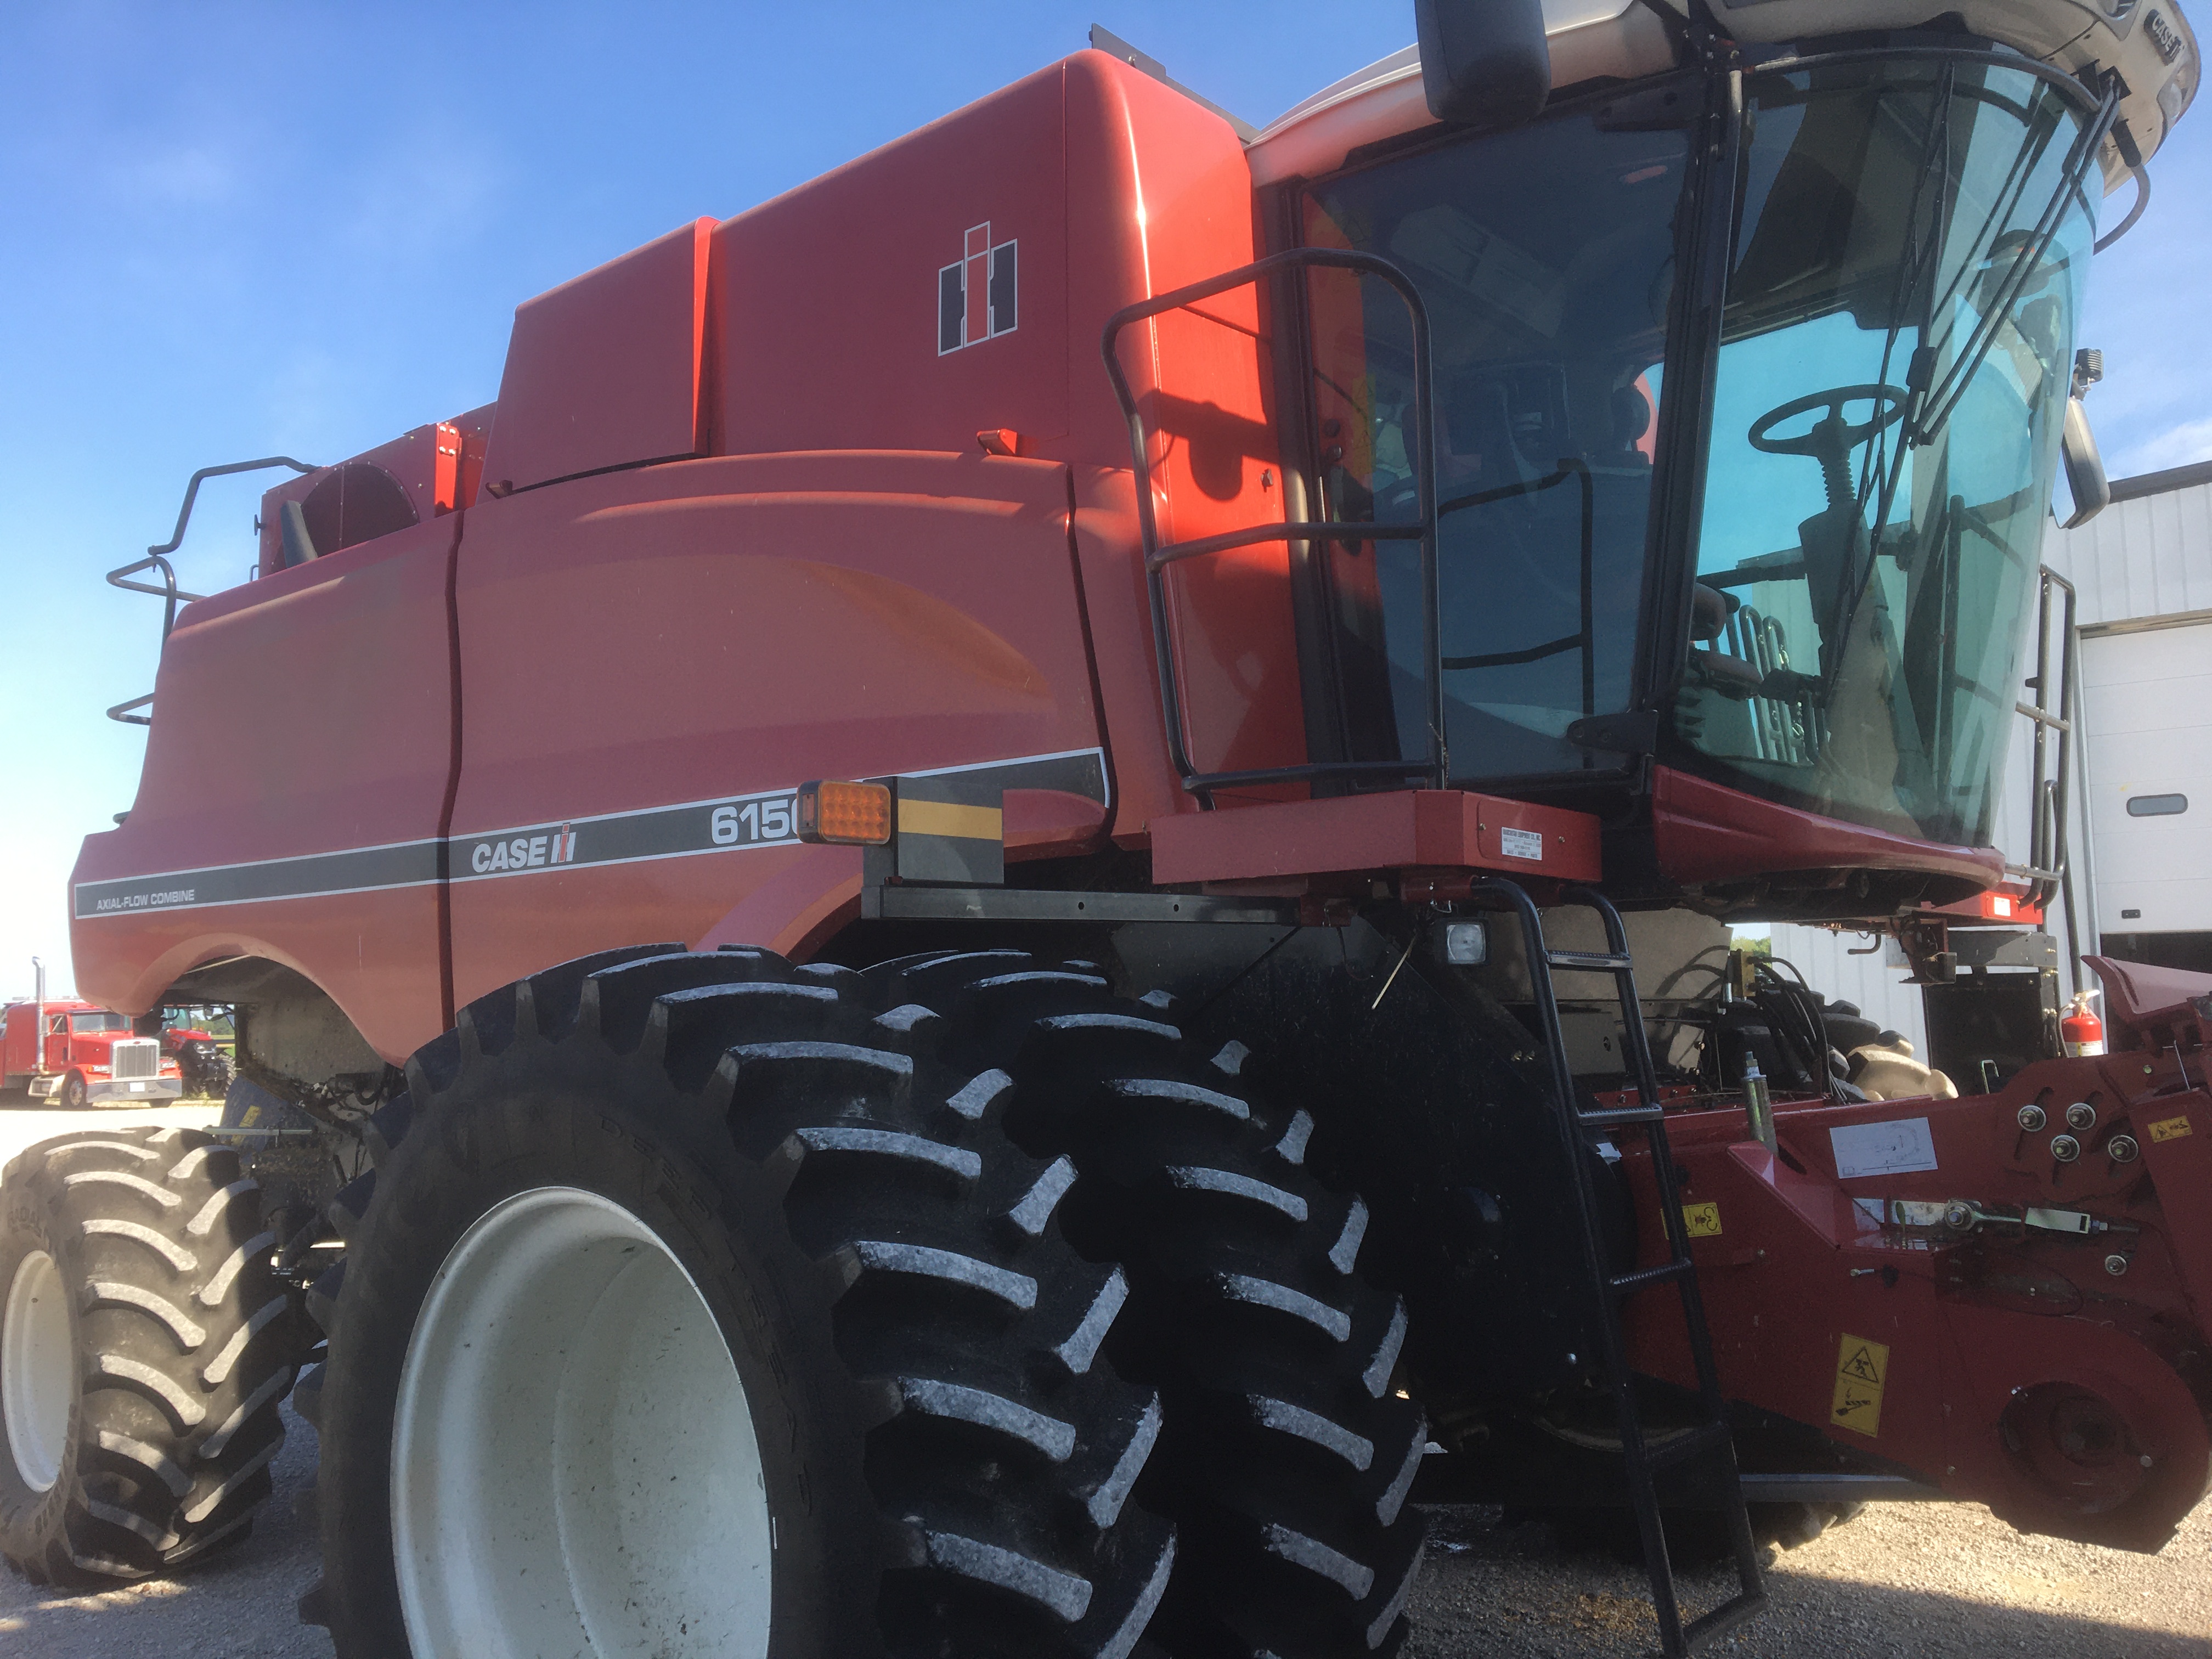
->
xmin=1102 ymin=248 xmax=1442 ymax=805
xmin=2011 ymin=564 xmax=2078 ymax=935
xmin=105 ymin=455 xmax=318 ymax=725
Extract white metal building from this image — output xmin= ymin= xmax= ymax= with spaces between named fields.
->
xmin=1768 ymin=458 xmax=2212 ymax=1053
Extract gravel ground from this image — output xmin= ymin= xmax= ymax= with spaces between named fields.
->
xmin=1409 ymin=1500 xmax=2212 ymax=1658
xmin=5 ymin=1457 xmax=2206 ymax=1658
xmin=0 ymin=1403 xmax=328 ymax=1658
xmin=6 ymin=1100 xmax=2209 ymax=1656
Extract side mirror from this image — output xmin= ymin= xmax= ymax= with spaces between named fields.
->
xmin=2059 ymin=346 xmax=2109 ymax=530
xmin=2059 ymin=403 xmax=2109 ymax=530
xmin=1414 ymin=0 xmax=1551 ymax=128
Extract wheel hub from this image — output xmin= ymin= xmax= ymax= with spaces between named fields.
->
xmin=3 ymin=1249 xmax=72 ymax=1493
xmin=391 ymin=1186 xmax=772 ymax=1658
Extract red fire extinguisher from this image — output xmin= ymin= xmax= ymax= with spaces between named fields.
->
xmin=2062 ymin=989 xmax=2106 ymax=1058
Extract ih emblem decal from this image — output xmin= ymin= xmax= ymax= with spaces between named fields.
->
xmin=939 ymin=222 xmax=1017 ymax=354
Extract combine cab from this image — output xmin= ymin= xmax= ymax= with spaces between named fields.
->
xmin=5 ymin=1 xmax=2205 ymax=1655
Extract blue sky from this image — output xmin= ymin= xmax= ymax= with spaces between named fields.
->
xmin=3 ymin=3 xmax=2207 ymax=1000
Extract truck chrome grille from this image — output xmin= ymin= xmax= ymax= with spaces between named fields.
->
xmin=110 ymin=1038 xmax=161 ymax=1080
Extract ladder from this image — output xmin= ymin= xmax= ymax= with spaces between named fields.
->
xmin=1472 ymin=878 xmax=1768 ymax=1655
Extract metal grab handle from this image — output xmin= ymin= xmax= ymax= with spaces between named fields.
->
xmin=104 ymin=455 xmax=319 ymax=726
xmin=108 ymin=455 xmax=319 ymax=635
xmin=1101 ymin=247 xmax=1442 ymax=803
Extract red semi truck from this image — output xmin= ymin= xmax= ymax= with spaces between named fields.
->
xmin=4 ymin=2 xmax=2208 ymax=1656
xmin=0 ymin=998 xmax=185 ymax=1107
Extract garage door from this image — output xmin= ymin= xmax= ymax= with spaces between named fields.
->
xmin=2081 ymin=620 xmax=2212 ymax=937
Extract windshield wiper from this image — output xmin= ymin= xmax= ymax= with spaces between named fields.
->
xmin=1909 ymin=73 xmax=2121 ymax=445
xmin=1838 ymin=67 xmax=2115 ymax=679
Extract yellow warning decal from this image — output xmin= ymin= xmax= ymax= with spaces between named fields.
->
xmin=2148 ymin=1114 xmax=2194 ymax=1144
xmin=1681 ymin=1203 xmax=1722 ymax=1238
xmin=897 ymin=798 xmax=1004 ymax=841
xmin=1830 ymin=1334 xmax=1889 ymax=1437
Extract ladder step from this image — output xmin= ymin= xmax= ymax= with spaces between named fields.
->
xmin=1683 ymin=1590 xmax=1770 ymax=1649
xmin=1489 ymin=879 xmax=1766 ymax=1652
xmin=1646 ymin=1420 xmax=1733 ymax=1471
xmin=1578 ymin=1103 xmax=1664 ymax=1127
xmin=1547 ymin=950 xmax=1634 ymax=971
xmin=1609 ymin=1256 xmax=1696 ymax=1296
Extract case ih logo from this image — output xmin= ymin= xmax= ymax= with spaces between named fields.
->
xmin=938 ymin=222 xmax=1017 ymax=354
xmin=2145 ymin=9 xmax=2185 ymax=63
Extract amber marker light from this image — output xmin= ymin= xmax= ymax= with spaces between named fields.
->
xmin=796 ymin=780 xmax=893 ymax=845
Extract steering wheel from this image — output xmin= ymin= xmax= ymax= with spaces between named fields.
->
xmin=1749 ymin=384 xmax=1910 ymax=515
xmin=1748 ymin=384 xmax=1909 ymax=459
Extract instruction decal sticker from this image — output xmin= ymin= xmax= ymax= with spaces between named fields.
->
xmin=1681 ymin=1203 xmax=1722 ymax=1238
xmin=1498 ymin=826 xmax=1545 ymax=862
xmin=2148 ymin=1114 xmax=2194 ymax=1144
xmin=1829 ymin=1116 xmax=1939 ymax=1180
xmin=1830 ymin=1334 xmax=1889 ymax=1437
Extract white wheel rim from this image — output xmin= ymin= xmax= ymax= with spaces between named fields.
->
xmin=392 ymin=1187 xmax=773 ymax=1659
xmin=3 ymin=1249 xmax=72 ymax=1493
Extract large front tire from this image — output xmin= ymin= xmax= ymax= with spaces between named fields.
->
xmin=0 ymin=1126 xmax=298 ymax=1587
xmin=312 ymin=946 xmax=1175 ymax=1659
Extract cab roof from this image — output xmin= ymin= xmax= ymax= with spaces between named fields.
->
xmin=1250 ymin=0 xmax=2194 ymax=191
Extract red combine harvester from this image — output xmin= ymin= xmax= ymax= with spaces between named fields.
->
xmin=4 ymin=2 xmax=2206 ymax=1655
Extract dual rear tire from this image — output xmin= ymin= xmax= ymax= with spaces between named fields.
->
xmin=872 ymin=950 xmax=1430 ymax=1657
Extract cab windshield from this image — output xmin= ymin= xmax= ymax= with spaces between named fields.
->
xmin=1675 ymin=58 xmax=2096 ymax=845
xmin=1299 ymin=53 xmax=2098 ymax=844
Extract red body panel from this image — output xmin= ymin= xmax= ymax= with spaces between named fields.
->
xmin=444 ymin=450 xmax=1104 ymax=1010
xmin=1070 ymin=64 xmax=1302 ymax=785
xmin=712 ymin=51 xmax=1290 ymax=810
xmin=714 ymin=67 xmax=1072 ymax=459
xmin=1650 ymin=765 xmax=2006 ymax=890
xmin=481 ymin=218 xmax=714 ymax=495
xmin=2087 ymin=955 xmax=2212 ymax=1032
xmin=73 ymin=515 xmax=458 ymax=1058
xmin=1150 ymin=789 xmax=1603 ymax=887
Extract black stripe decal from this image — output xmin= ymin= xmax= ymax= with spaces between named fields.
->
xmin=75 ymin=748 xmax=1108 ymax=921
xmin=899 ymin=749 xmax=1108 ymax=809
xmin=75 ymin=842 xmax=442 ymax=918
